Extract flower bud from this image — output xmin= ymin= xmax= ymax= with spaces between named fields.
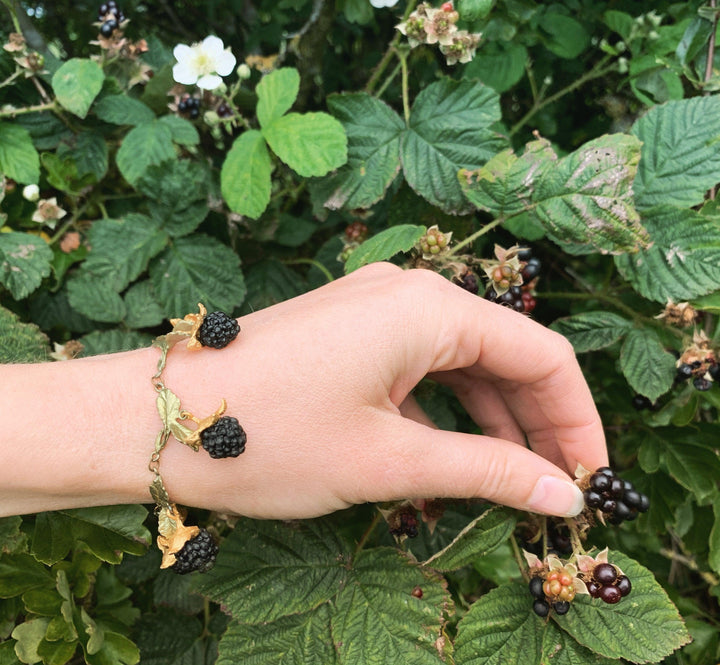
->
xmin=237 ymin=63 xmax=251 ymax=80
xmin=22 ymin=184 xmax=40 ymax=202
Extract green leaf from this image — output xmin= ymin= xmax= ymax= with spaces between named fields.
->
xmin=532 ymin=134 xmax=648 ymax=254
xmin=124 ymin=281 xmax=164 ymax=329
xmin=0 ymin=232 xmax=53 ymax=300
xmin=538 ymin=13 xmax=590 ymax=59
xmin=319 ymin=93 xmax=404 ymax=210
xmin=550 ymin=312 xmax=633 ymax=353
xmin=263 ymin=112 xmax=347 ymax=177
xmin=82 ymin=214 xmax=168 ymax=290
xmin=85 ymin=631 xmax=139 ymax=665
xmin=152 ymin=570 xmax=204 ymax=615
xmin=458 ymin=0 xmax=495 ymax=21
xmin=138 ymin=162 xmax=209 ymax=237
xmin=51 ymin=59 xmax=104 ymax=119
xmin=0 ymin=516 xmax=25 ymax=555
xmin=217 ymin=606 xmax=336 ymax=665
xmin=274 ymin=214 xmax=317 ymax=247
xmin=558 ymin=550 xmax=690 ymax=663
xmin=256 ymin=68 xmax=300 ymax=128
xmin=239 ymin=259 xmax=305 ymax=314
xmin=116 ymin=121 xmax=175 ymax=186
xmin=221 ymin=130 xmax=272 ymax=219
xmin=344 ymin=224 xmax=426 ymax=274
xmin=149 ymin=235 xmax=246 ymax=317
xmin=614 ymin=206 xmax=720 ymax=302
xmin=423 ymin=506 xmax=516 ymax=572
xmin=657 ymin=430 xmax=720 ymax=504
xmin=463 ymin=43 xmax=527 ymax=93
xmin=0 ymin=306 xmax=50 ymax=363
xmin=0 ymin=122 xmax=40 ymax=184
xmin=0 ymin=640 xmax=22 ymax=665
xmin=632 ymin=96 xmax=720 ymax=210
xmin=197 ymin=517 xmax=352 ymax=624
xmin=157 ymin=115 xmax=200 ymax=146
xmin=619 ymin=328 xmax=676 ymax=401
xmin=333 ymin=548 xmax=449 ymax=664
xmin=0 ymin=554 xmax=54 ymax=598
xmin=133 ymin=609 xmax=202 ymax=665
xmin=41 ymin=152 xmax=94 ymax=194
xmin=710 ymin=495 xmax=720 ymax=575
xmin=454 ymin=582 xmax=543 ymax=664
xmin=67 ymin=274 xmax=126 ymax=323
xmin=56 ymin=131 xmax=108 ymax=181
xmin=78 ymin=329 xmax=153 ymax=356
xmin=31 ymin=506 xmax=150 ymax=565
xmin=604 ymin=10 xmax=634 ymax=40
xmin=460 ymin=138 xmax=556 ymax=218
xmin=11 ymin=618 xmax=50 ymax=664
xmin=403 ymin=78 xmax=505 ymax=214
xmin=455 ymin=583 xmax=618 ymax=665
xmin=94 ymin=95 xmax=155 ymax=125
xmin=36 ymin=639 xmax=77 ymax=665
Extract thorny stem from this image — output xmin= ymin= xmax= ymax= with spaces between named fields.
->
xmin=0 ymin=100 xmax=56 ymax=118
xmin=354 ymin=511 xmax=383 ymax=557
xmin=365 ymin=0 xmax=418 ymax=94
xmin=0 ymin=69 xmax=22 ymax=89
xmin=446 ymin=217 xmax=504 ymax=257
xmin=510 ymin=56 xmax=615 ymax=137
xmin=510 ymin=534 xmax=530 ymax=582
xmin=564 ymin=518 xmax=587 ymax=557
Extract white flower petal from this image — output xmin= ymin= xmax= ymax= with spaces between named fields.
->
xmin=173 ymin=62 xmax=199 ymax=85
xmin=173 ymin=43 xmax=193 ymax=61
xmin=196 ymin=73 xmax=222 ymax=90
xmin=202 ymin=35 xmax=225 ymax=57
xmin=215 ymin=50 xmax=237 ymax=76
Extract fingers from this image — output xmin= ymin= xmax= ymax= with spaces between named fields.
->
xmin=352 ymin=415 xmax=585 ymax=517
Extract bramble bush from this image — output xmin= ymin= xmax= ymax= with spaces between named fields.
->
xmin=1 ymin=0 xmax=720 ymax=663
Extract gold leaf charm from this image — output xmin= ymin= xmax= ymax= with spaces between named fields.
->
xmin=157 ymin=504 xmax=201 ymax=569
xmin=174 ymin=398 xmax=227 ymax=450
xmin=168 ymin=303 xmax=207 ymax=350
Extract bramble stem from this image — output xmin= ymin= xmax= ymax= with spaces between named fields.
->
xmin=400 ymin=50 xmax=410 ymax=124
xmin=283 ymin=258 xmax=335 ymax=283
xmin=447 ymin=218 xmax=504 ymax=256
xmin=1 ymin=0 xmax=22 ymax=33
xmin=510 ymin=534 xmax=530 ymax=582
xmin=355 ymin=511 xmax=383 ymax=556
xmin=0 ymin=100 xmax=56 ymax=118
xmin=510 ymin=56 xmax=615 ymax=137
xmin=375 ymin=61 xmax=402 ymax=100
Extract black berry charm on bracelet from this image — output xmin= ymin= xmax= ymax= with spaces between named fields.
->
xmin=148 ymin=303 xmax=244 ymax=573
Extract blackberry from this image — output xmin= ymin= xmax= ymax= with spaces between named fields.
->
xmin=517 ymin=248 xmax=533 ymax=261
xmin=196 ymin=311 xmax=240 ymax=349
xmin=632 ymin=394 xmax=653 ymax=410
xmin=598 ymin=585 xmax=622 ymax=604
xmin=676 ymin=363 xmax=693 ymax=380
xmin=201 ymin=416 xmax=246 ymax=459
xmin=584 ymin=466 xmax=649 ymax=524
xmin=217 ymin=102 xmax=233 ymax=118
xmin=100 ymin=19 xmax=118 ymax=37
xmin=593 ymin=563 xmax=617 ymax=586
xmin=553 ymin=601 xmax=570 ymax=615
xmin=521 ymin=291 xmax=536 ymax=313
xmin=693 ymin=376 xmax=712 ymax=391
xmin=533 ymin=599 xmax=550 ymax=617
xmin=453 ymin=271 xmax=479 ymax=295
xmin=171 ymin=529 xmax=219 ymax=574
xmin=389 ymin=509 xmax=419 ymax=539
xmin=615 ymin=575 xmax=632 ymax=597
xmin=521 ymin=257 xmax=541 ymax=282
xmin=529 ymin=576 xmax=545 ymax=599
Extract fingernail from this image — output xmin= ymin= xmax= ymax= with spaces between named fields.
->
xmin=528 ymin=475 xmax=585 ymax=517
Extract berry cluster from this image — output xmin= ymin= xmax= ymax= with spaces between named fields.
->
xmin=345 ymin=221 xmax=369 ymax=244
xmin=196 ymin=311 xmax=240 ymax=349
xmin=452 ymin=270 xmax=480 ymax=295
xmin=171 ymin=529 xmax=219 ymax=574
xmin=97 ymin=1 xmax=125 ymax=37
xmin=200 ymin=416 xmax=246 ymax=459
xmin=388 ymin=505 xmax=420 ymax=539
xmin=584 ymin=562 xmax=631 ymax=604
xmin=528 ymin=572 xmax=572 ymax=617
xmin=582 ymin=467 xmax=649 ymax=524
xmin=178 ymin=95 xmax=201 ymax=120
xmin=676 ymin=360 xmax=719 ymax=392
xmin=483 ymin=248 xmax=540 ymax=314
xmin=419 ymin=226 xmax=450 ymax=257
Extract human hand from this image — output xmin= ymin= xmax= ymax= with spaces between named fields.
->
xmin=161 ymin=262 xmax=606 ymax=519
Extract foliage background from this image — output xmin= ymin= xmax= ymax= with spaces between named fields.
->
xmin=1 ymin=0 xmax=720 ymax=663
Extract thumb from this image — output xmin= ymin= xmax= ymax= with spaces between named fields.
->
xmin=363 ymin=416 xmax=585 ymax=518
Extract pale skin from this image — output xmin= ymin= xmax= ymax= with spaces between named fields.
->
xmin=0 ymin=263 xmax=607 ymax=520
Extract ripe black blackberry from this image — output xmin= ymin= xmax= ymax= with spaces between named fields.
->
xmin=553 ymin=601 xmax=570 ymax=615
xmin=582 ymin=467 xmax=649 ymax=524
xmin=100 ymin=19 xmax=118 ymax=37
xmin=201 ymin=416 xmax=246 ymax=459
xmin=196 ymin=311 xmax=240 ymax=349
xmin=521 ymin=257 xmax=541 ymax=283
xmin=693 ymin=376 xmax=712 ymax=391
xmin=453 ymin=271 xmax=479 ymax=295
xmin=389 ymin=507 xmax=419 ymax=539
xmin=632 ymin=394 xmax=653 ymax=411
xmin=171 ymin=529 xmax=219 ymax=574
xmin=178 ymin=96 xmax=201 ymax=119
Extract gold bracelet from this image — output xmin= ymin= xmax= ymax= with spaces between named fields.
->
xmin=148 ymin=304 xmax=244 ymax=574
